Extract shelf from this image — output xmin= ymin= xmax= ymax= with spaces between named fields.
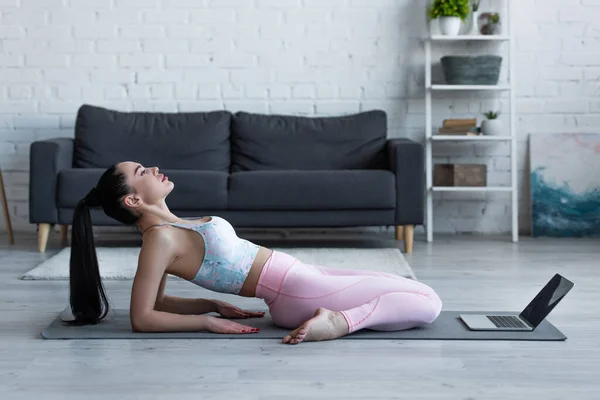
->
xmin=431 ymin=186 xmax=513 ymax=192
xmin=429 ymin=85 xmax=511 ymax=91
xmin=431 ymin=135 xmax=513 ymax=141
xmin=429 ymin=35 xmax=510 ymax=41
xmin=424 ymin=0 xmax=518 ymax=244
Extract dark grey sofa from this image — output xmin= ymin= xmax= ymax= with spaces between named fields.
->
xmin=29 ymin=104 xmax=424 ymax=253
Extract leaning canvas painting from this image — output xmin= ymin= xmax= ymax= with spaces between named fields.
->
xmin=530 ymin=133 xmax=600 ymax=237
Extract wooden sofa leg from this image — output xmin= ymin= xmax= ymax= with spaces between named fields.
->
xmin=60 ymin=224 xmax=68 ymax=247
xmin=403 ymin=225 xmax=414 ymax=254
xmin=38 ymin=223 xmax=51 ymax=253
xmin=395 ymin=225 xmax=403 ymax=241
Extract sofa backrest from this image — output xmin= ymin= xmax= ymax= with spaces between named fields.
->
xmin=230 ymin=110 xmax=388 ymax=172
xmin=73 ymin=104 xmax=232 ymax=172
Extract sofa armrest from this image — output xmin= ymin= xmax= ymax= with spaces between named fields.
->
xmin=29 ymin=138 xmax=74 ymax=224
xmin=387 ymin=138 xmax=425 ymax=225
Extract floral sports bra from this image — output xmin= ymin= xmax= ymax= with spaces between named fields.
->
xmin=161 ymin=216 xmax=260 ymax=295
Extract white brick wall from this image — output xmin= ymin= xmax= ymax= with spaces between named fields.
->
xmin=0 ymin=0 xmax=596 ymax=236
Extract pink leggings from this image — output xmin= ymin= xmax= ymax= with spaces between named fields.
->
xmin=255 ymin=250 xmax=442 ymax=333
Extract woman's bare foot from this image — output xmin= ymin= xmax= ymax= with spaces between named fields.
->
xmin=282 ymin=307 xmax=350 ymax=345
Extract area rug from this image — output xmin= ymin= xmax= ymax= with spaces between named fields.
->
xmin=22 ymin=247 xmax=416 ymax=281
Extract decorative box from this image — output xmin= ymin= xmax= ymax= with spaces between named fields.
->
xmin=434 ymin=164 xmax=487 ymax=187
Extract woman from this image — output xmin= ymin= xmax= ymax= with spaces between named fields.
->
xmin=70 ymin=162 xmax=442 ymax=345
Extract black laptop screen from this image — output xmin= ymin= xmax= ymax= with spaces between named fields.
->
xmin=519 ymin=274 xmax=574 ymax=327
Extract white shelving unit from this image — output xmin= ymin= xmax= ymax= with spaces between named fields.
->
xmin=424 ymin=1 xmax=518 ymax=243
xmin=429 ymin=35 xmax=510 ymax=41
xmin=432 ymin=135 xmax=512 ymax=142
xmin=429 ymin=84 xmax=511 ymax=91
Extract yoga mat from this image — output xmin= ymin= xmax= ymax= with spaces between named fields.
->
xmin=41 ymin=309 xmax=567 ymax=341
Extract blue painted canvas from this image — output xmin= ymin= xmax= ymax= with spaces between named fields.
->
xmin=530 ymin=133 xmax=600 ymax=237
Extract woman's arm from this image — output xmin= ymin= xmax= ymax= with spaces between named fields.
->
xmin=130 ymin=230 xmax=258 ymax=334
xmin=153 ymin=273 xmax=217 ymax=315
xmin=155 ymin=294 xmax=217 ymax=315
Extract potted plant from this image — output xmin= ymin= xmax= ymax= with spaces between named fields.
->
xmin=481 ymin=111 xmax=503 ymax=136
xmin=427 ymin=0 xmax=470 ymax=36
xmin=488 ymin=13 xmax=501 ymax=34
xmin=480 ymin=12 xmax=501 ymax=35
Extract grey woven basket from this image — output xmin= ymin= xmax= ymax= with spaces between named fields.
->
xmin=440 ymin=55 xmax=503 ymax=85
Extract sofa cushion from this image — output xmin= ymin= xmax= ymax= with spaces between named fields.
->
xmin=230 ymin=110 xmax=388 ymax=172
xmin=228 ymin=170 xmax=395 ymax=210
xmin=73 ymin=104 xmax=232 ymax=171
xmin=58 ymin=169 xmax=228 ymax=210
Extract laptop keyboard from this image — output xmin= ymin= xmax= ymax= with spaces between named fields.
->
xmin=487 ymin=315 xmax=528 ymax=328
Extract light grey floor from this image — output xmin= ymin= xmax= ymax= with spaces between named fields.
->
xmin=0 ymin=229 xmax=598 ymax=400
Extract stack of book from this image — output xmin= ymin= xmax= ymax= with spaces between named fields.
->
xmin=436 ymin=118 xmax=480 ymax=136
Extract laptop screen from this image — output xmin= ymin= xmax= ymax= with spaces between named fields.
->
xmin=519 ymin=274 xmax=574 ymax=327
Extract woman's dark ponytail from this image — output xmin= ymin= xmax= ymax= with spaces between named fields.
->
xmin=66 ymin=164 xmax=139 ymax=325
xmin=68 ymin=188 xmax=109 ymax=325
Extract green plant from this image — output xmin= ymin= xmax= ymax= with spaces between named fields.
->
xmin=427 ymin=0 xmax=471 ymax=21
xmin=484 ymin=111 xmax=500 ymax=119
xmin=489 ymin=13 xmax=500 ymax=24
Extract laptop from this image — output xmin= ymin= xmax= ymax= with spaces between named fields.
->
xmin=459 ymin=274 xmax=574 ymax=331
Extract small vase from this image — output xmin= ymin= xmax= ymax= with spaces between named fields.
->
xmin=481 ymin=119 xmax=503 ymax=136
xmin=468 ymin=11 xmax=480 ymax=35
xmin=439 ymin=16 xmax=461 ymax=36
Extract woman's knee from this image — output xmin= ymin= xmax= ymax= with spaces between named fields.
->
xmin=424 ymin=290 xmax=443 ymax=323
xmin=411 ymin=282 xmax=442 ymax=324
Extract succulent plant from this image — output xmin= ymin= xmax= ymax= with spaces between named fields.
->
xmin=484 ymin=111 xmax=500 ymax=119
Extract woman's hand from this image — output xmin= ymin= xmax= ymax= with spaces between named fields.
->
xmin=212 ymin=299 xmax=266 ymax=319
xmin=204 ymin=315 xmax=260 ymax=334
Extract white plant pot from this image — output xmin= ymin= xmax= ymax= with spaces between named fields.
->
xmin=481 ymin=119 xmax=503 ymax=136
xmin=439 ymin=16 xmax=462 ymax=36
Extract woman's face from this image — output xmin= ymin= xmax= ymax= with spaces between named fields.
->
xmin=117 ymin=161 xmax=174 ymax=210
